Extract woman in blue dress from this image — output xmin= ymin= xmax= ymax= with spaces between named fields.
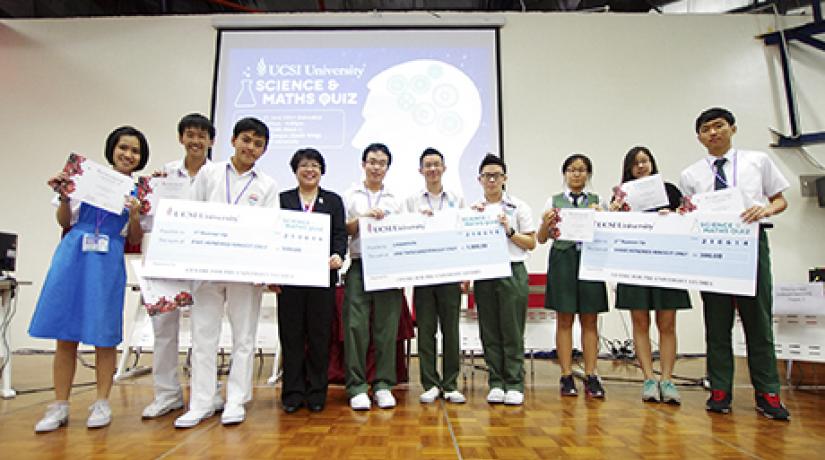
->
xmin=29 ymin=126 xmax=149 ymax=432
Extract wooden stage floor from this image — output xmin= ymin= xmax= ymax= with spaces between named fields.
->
xmin=1 ymin=354 xmax=823 ymax=459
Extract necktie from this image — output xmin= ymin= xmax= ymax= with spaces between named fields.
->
xmin=713 ymin=158 xmax=728 ymax=190
xmin=571 ymin=193 xmax=583 ymax=207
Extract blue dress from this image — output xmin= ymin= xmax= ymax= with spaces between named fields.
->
xmin=29 ymin=201 xmax=130 ymax=347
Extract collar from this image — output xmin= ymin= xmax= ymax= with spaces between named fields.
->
xmin=707 ymin=147 xmax=735 ymax=163
xmin=227 ymin=160 xmax=258 ymax=178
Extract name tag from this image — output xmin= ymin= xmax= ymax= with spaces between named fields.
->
xmin=82 ymin=233 xmax=109 ymax=253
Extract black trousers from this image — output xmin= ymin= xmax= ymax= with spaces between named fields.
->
xmin=277 ymin=285 xmax=335 ymax=406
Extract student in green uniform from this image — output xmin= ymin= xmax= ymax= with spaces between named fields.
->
xmin=473 ymin=154 xmax=536 ymax=406
xmin=537 ymin=154 xmax=608 ymax=399
xmin=680 ymin=107 xmax=790 ymax=421
xmin=609 ymin=146 xmax=691 ymax=404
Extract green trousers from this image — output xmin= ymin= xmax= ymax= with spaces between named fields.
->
xmin=414 ymin=283 xmax=461 ymax=392
xmin=474 ymin=262 xmax=529 ymax=392
xmin=701 ymin=228 xmax=780 ymax=394
xmin=343 ymin=259 xmax=403 ymax=397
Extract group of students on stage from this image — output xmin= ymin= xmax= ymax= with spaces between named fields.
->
xmin=28 ymin=106 xmax=791 ymax=433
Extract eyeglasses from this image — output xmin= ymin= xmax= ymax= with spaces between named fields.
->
xmin=565 ymin=168 xmax=588 ymax=175
xmin=365 ymin=159 xmax=388 ymax=168
xmin=422 ymin=162 xmax=444 ymax=170
xmin=480 ymin=172 xmax=504 ymax=181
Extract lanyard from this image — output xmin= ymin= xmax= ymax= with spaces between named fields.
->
xmin=706 ymin=150 xmax=737 ymax=189
xmin=94 ymin=210 xmax=109 ymax=236
xmin=303 ymin=195 xmax=317 ymax=213
xmin=225 ymin=164 xmax=256 ymax=205
xmin=569 ymin=192 xmax=588 ymax=207
xmin=425 ymin=191 xmax=446 ymax=211
xmin=366 ymin=188 xmax=383 ymax=210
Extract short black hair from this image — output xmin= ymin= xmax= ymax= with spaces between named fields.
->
xmin=177 ymin=113 xmax=215 ymax=139
xmin=104 ymin=126 xmax=150 ymax=172
xmin=621 ymin=146 xmax=658 ymax=183
xmin=419 ymin=147 xmax=444 ymax=167
xmin=290 ymin=148 xmax=326 ymax=175
xmin=478 ymin=153 xmax=506 ymax=174
xmin=233 ymin=117 xmax=269 ymax=146
xmin=561 ymin=153 xmax=592 ymax=176
xmin=361 ymin=143 xmax=392 ymax=166
xmin=695 ymin=107 xmax=735 ymax=133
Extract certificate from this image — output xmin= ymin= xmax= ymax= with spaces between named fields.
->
xmin=60 ymin=153 xmax=135 ymax=214
xmin=690 ymin=188 xmax=746 ymax=213
xmin=137 ymin=176 xmax=189 ymax=216
xmin=557 ymin=209 xmax=595 ymax=242
xmin=359 ymin=209 xmax=511 ymax=291
xmin=131 ymin=260 xmax=193 ymax=316
xmin=773 ymin=283 xmax=825 ymax=316
xmin=620 ymin=174 xmax=669 ymax=211
xmin=580 ymin=212 xmax=758 ymax=296
xmin=142 ymin=199 xmax=330 ymax=286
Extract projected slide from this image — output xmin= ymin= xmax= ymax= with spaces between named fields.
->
xmin=213 ymin=29 xmax=500 ymax=203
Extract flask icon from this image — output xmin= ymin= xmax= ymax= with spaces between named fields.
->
xmin=234 ymin=69 xmax=256 ymax=108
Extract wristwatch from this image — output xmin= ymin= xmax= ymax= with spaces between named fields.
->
xmin=506 ymin=228 xmax=516 ymax=238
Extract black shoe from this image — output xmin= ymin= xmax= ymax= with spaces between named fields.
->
xmin=308 ymin=403 xmax=325 ymax=413
xmin=755 ymin=393 xmax=790 ymax=421
xmin=705 ymin=389 xmax=732 ymax=414
xmin=283 ymin=401 xmax=303 ymax=414
xmin=584 ymin=375 xmax=605 ymax=399
xmin=560 ymin=374 xmax=578 ymax=397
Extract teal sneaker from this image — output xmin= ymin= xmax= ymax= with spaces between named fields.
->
xmin=660 ymin=380 xmax=681 ymax=405
xmin=642 ymin=379 xmax=660 ymax=403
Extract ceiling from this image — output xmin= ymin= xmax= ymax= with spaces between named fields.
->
xmin=0 ymin=0 xmax=815 ymax=18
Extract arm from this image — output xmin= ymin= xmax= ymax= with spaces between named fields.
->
xmin=55 ymin=198 xmax=72 ymax=230
xmin=126 ymin=197 xmax=144 ymax=245
xmin=741 ymin=192 xmax=787 ymax=223
xmin=536 ymin=208 xmax=557 ymax=244
xmin=329 ymin=194 xmax=348 ymax=268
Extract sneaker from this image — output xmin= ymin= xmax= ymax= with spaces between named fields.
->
xmin=86 ymin=400 xmax=112 ymax=428
xmin=349 ymin=393 xmax=371 ymax=411
xmin=755 ymin=393 xmax=790 ymax=421
xmin=220 ymin=404 xmax=245 ymax=425
xmin=584 ymin=375 xmax=605 ymax=399
xmin=213 ymin=393 xmax=225 ymax=413
xmin=420 ymin=387 xmax=440 ymax=404
xmin=142 ymin=395 xmax=185 ymax=419
xmin=705 ymin=389 xmax=732 ymax=414
xmin=486 ymin=387 xmax=505 ymax=404
xmin=443 ymin=390 xmax=467 ymax=404
xmin=660 ymin=380 xmax=681 ymax=405
xmin=34 ymin=402 xmax=69 ymax=433
xmin=642 ymin=379 xmax=660 ymax=403
xmin=559 ymin=375 xmax=578 ymax=397
xmin=504 ymin=390 xmax=524 ymax=405
xmin=174 ymin=409 xmax=215 ymax=428
xmin=374 ymin=389 xmax=396 ymax=409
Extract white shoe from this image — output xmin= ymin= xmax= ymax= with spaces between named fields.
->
xmin=142 ymin=395 xmax=184 ymax=419
xmin=35 ymin=402 xmax=69 ymax=433
xmin=374 ymin=389 xmax=396 ymax=409
xmin=444 ymin=390 xmax=467 ymax=404
xmin=419 ymin=387 xmax=440 ymax=404
xmin=220 ymin=404 xmax=245 ymax=425
xmin=86 ymin=400 xmax=112 ymax=428
xmin=504 ymin=390 xmax=524 ymax=406
xmin=213 ymin=393 xmax=225 ymax=413
xmin=350 ymin=393 xmax=371 ymax=411
xmin=174 ymin=409 xmax=215 ymax=428
xmin=487 ymin=388 xmax=505 ymax=404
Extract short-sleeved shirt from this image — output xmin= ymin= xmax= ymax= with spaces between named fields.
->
xmin=404 ymin=188 xmax=465 ymax=214
xmin=679 ymin=148 xmax=789 ymax=206
xmin=475 ymin=193 xmax=535 ymax=262
xmin=344 ymin=183 xmax=404 ymax=259
xmin=190 ymin=160 xmax=278 ymax=208
xmin=163 ymin=158 xmax=210 ymax=185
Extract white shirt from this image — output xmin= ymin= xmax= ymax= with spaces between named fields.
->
xmin=190 ymin=160 xmax=277 ymax=208
xmin=475 ymin=193 xmax=535 ymax=262
xmin=680 ymin=148 xmax=789 ymax=207
xmin=344 ymin=183 xmax=404 ymax=259
xmin=163 ymin=158 xmax=210 ymax=185
xmin=404 ymin=188 xmax=465 ymax=214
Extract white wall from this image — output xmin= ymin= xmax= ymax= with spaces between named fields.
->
xmin=1 ymin=12 xmax=824 ymax=353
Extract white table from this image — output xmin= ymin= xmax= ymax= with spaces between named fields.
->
xmin=0 ymin=279 xmax=29 ymax=399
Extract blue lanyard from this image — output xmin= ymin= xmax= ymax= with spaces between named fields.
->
xmin=425 ymin=191 xmax=446 ymax=211
xmin=225 ymin=164 xmax=256 ymax=205
xmin=94 ymin=210 xmax=108 ymax=236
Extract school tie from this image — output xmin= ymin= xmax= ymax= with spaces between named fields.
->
xmin=571 ymin=193 xmax=583 ymax=207
xmin=713 ymin=158 xmax=728 ymax=190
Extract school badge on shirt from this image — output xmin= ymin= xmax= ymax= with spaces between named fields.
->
xmin=247 ymin=193 xmax=260 ymax=206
